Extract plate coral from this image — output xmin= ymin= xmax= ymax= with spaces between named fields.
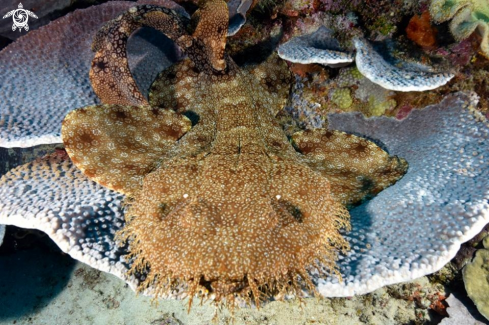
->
xmin=0 ymin=0 xmax=488 ymax=317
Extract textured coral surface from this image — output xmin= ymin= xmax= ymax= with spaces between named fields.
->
xmin=0 ymin=1 xmax=184 ymax=147
xmin=0 ymin=0 xmax=489 ymax=321
xmin=323 ymin=92 xmax=489 ymax=296
xmin=430 ymin=0 xmax=489 ymax=58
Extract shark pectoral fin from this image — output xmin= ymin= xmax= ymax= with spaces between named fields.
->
xmin=62 ymin=104 xmax=191 ymax=195
xmin=292 ymin=128 xmax=408 ymax=207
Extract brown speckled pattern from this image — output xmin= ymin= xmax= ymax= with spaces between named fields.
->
xmin=292 ymin=129 xmax=408 ymax=207
xmin=62 ymin=105 xmax=191 ymax=195
xmin=90 ymin=5 xmax=188 ymax=106
xmin=61 ymin=0 xmax=407 ymax=307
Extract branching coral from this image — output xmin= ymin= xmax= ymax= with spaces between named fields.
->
xmin=430 ymin=0 xmax=489 ymax=58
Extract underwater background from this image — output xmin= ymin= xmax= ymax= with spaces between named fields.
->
xmin=1 ymin=0 xmax=489 ymax=324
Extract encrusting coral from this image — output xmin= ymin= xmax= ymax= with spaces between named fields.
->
xmin=462 ymin=236 xmax=489 ymax=320
xmin=60 ymin=0 xmax=407 ymax=306
xmin=430 ymin=0 xmax=489 ymax=58
xmin=1 ymin=0 xmax=489 ymax=315
xmin=406 ymin=11 xmax=438 ymax=48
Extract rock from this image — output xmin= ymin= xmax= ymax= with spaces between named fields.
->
xmin=440 ymin=294 xmax=487 ymax=325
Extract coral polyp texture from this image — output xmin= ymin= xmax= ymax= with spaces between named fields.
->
xmin=324 ymin=92 xmax=489 ymax=296
xmin=0 ymin=0 xmax=188 ymax=148
xmin=430 ymin=0 xmax=489 ymax=58
xmin=0 ymin=0 xmax=489 ymax=312
xmin=352 ymin=37 xmax=453 ymax=92
xmin=463 ymin=236 xmax=489 ymax=320
xmin=0 ymin=151 xmax=129 ymax=283
xmin=277 ymin=26 xmax=355 ymax=65
xmin=278 ymin=27 xmax=454 ymax=91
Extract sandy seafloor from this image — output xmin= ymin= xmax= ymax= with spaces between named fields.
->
xmin=0 ymin=228 xmax=487 ymax=325
xmin=1 ymin=1 xmax=489 ymax=324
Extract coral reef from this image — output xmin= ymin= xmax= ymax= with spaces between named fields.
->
xmin=307 ymin=0 xmax=410 ymax=38
xmin=282 ymin=77 xmax=327 ymax=130
xmin=430 ymin=0 xmax=489 ymax=58
xmin=462 ymin=235 xmax=489 ymax=320
xmin=330 ymin=87 xmax=353 ymax=110
xmin=227 ymin=0 xmax=257 ymax=35
xmin=278 ymin=27 xmax=454 ymax=91
xmin=278 ymin=26 xmax=354 ymax=65
xmin=0 ymin=0 xmax=489 ymax=317
xmin=0 ymin=0 xmax=188 ymax=148
xmin=321 ymin=92 xmax=489 ymax=296
xmin=284 ymin=66 xmax=398 ymax=121
xmin=353 ymin=36 xmax=453 ymax=91
xmin=338 ymin=67 xmax=397 ymax=116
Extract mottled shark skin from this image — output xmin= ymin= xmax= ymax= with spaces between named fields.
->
xmin=62 ymin=0 xmax=405 ymax=305
xmin=0 ymin=0 xmax=255 ymax=149
xmin=0 ymin=0 xmax=409 ymax=307
xmin=0 ymin=0 xmax=488 ymax=309
xmin=1 ymin=92 xmax=487 ymax=302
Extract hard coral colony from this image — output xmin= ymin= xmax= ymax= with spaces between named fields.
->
xmin=430 ymin=0 xmax=489 ymax=58
xmin=63 ymin=0 xmax=406 ymax=305
xmin=0 ymin=0 xmax=488 ymax=318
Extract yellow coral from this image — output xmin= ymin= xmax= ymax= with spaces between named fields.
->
xmin=331 ymin=88 xmax=353 ymax=110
